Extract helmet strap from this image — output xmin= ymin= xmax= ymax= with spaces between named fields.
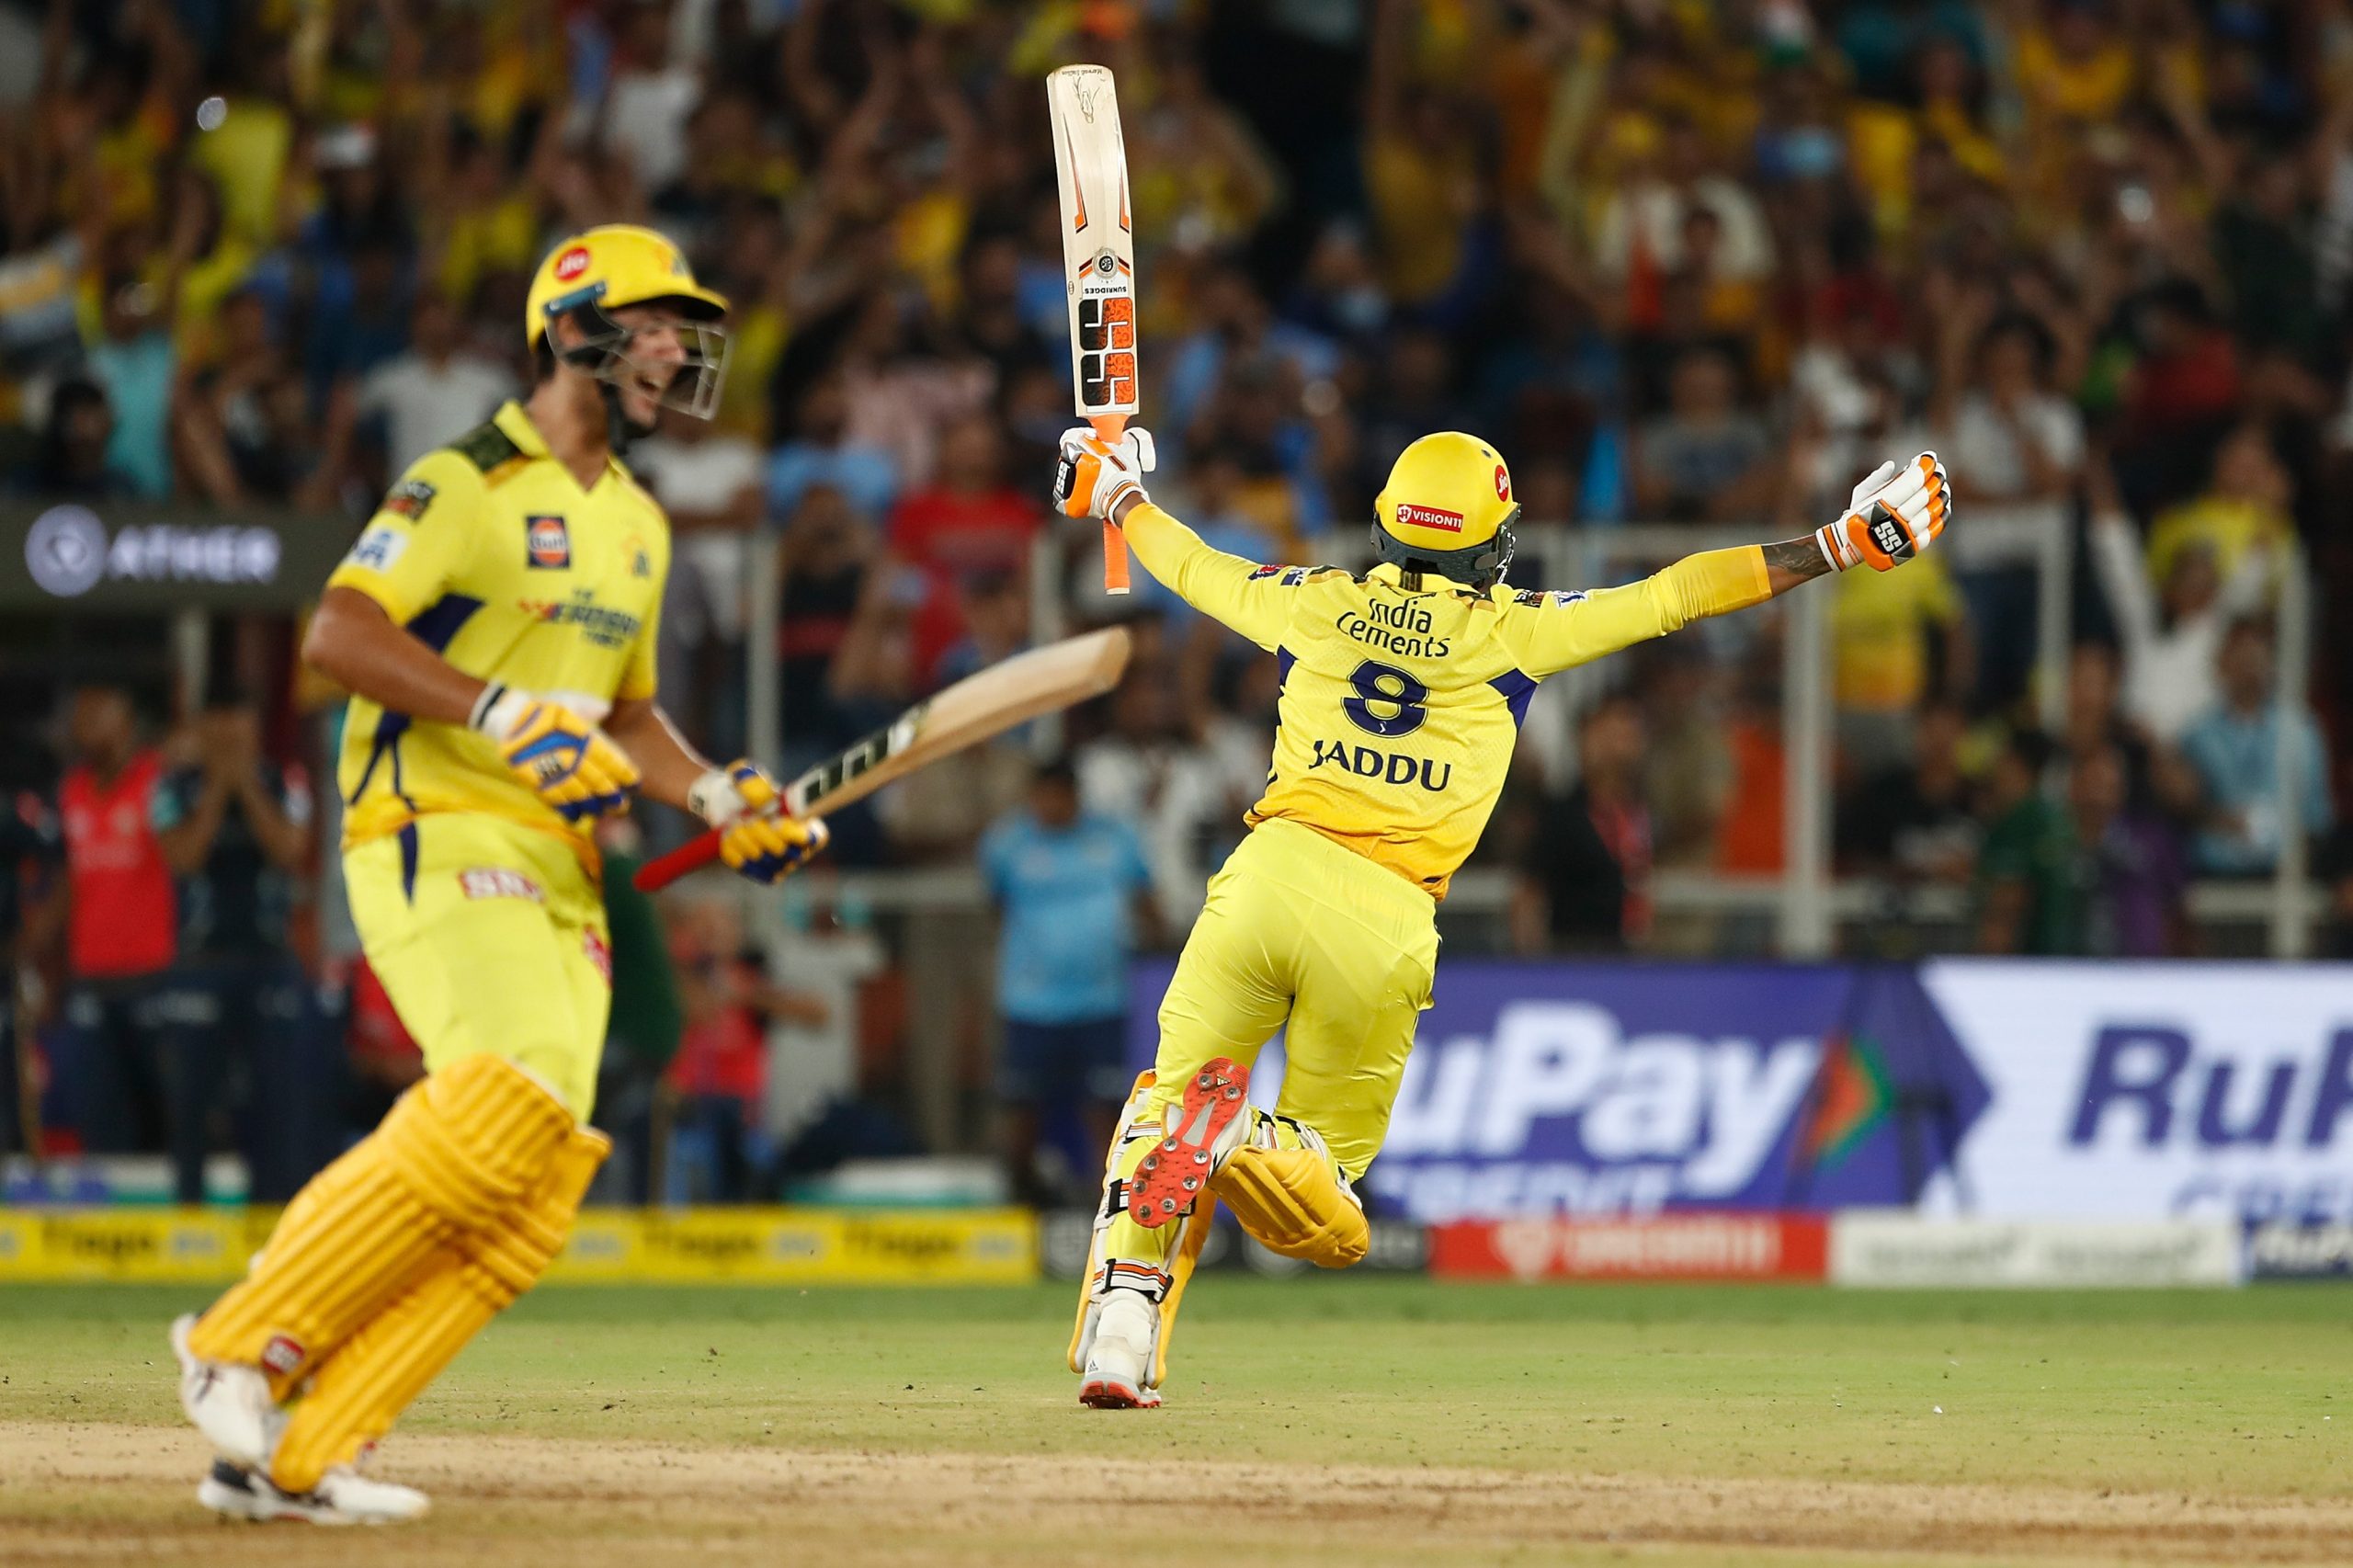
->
xmin=600 ymin=380 xmax=635 ymax=457
xmin=1368 ymin=506 xmax=1519 ymax=591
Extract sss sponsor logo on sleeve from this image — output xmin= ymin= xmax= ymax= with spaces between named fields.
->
xmin=346 ymin=525 xmax=408 ymax=573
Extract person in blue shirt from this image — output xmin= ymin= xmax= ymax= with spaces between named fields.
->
xmin=2179 ymin=619 xmax=2333 ymax=876
xmin=980 ymin=756 xmax=1160 ymax=1207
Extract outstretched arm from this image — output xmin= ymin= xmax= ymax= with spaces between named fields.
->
xmin=1760 ymin=536 xmax=1838 ymax=596
xmin=1503 ymin=455 xmax=1953 ymax=678
xmin=1054 ymin=427 xmax=1297 ymax=651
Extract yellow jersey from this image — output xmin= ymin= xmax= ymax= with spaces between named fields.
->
xmin=1122 ymin=504 xmax=1768 ymax=899
xmin=325 ymin=400 xmax=670 ymax=856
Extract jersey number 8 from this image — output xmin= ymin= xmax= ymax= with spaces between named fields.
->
xmin=1342 ymin=659 xmax=1428 ymax=738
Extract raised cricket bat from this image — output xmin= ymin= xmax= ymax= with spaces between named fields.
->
xmin=1048 ymin=63 xmax=1139 ymax=596
xmin=633 ymin=628 xmax=1134 ymax=891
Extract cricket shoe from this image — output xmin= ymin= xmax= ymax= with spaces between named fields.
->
xmin=197 ymin=1457 xmax=430 ymax=1525
xmin=171 ymin=1313 xmax=286 ymax=1471
xmin=1125 ymin=1057 xmax=1250 ymax=1229
xmin=1077 ymin=1288 xmax=1162 ymax=1410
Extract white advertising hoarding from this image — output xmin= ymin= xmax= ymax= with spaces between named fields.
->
xmin=1830 ymin=1213 xmax=2244 ymax=1287
xmin=1921 ymin=961 xmax=2353 ymax=1224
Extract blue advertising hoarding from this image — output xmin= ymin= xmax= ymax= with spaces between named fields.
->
xmin=1123 ymin=958 xmax=2353 ymax=1224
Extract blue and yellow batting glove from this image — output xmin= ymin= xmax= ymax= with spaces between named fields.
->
xmin=687 ymin=760 xmax=831 ymax=884
xmin=472 ymin=685 xmax=641 ymax=823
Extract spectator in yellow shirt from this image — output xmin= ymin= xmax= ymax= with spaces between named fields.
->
xmin=1832 ymin=549 xmax=1972 ymax=779
xmin=2146 ymin=422 xmax=2295 ymax=588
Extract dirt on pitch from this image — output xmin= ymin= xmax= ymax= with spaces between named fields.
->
xmin=4 ymin=1420 xmax=2350 ymax=1568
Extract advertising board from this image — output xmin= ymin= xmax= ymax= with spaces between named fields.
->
xmin=1125 ymin=958 xmax=2353 ymax=1225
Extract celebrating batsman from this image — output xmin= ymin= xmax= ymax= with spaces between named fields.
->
xmin=168 ymin=225 xmax=828 ymax=1522
xmin=1053 ymin=426 xmax=1951 ymax=1407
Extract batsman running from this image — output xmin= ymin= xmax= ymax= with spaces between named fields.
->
xmin=169 ymin=224 xmax=829 ymax=1521
xmin=1053 ymin=426 xmax=1951 ymax=1406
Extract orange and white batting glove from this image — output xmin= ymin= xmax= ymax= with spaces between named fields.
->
xmin=1052 ymin=426 xmax=1155 ymax=521
xmin=472 ymin=685 xmax=641 ymax=823
xmin=1815 ymin=452 xmax=1953 ymax=573
xmin=687 ymin=759 xmax=830 ymax=885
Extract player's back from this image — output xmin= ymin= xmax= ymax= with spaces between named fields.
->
xmin=1249 ymin=564 xmax=1546 ymax=899
xmin=1116 ymin=496 xmax=1762 ymax=902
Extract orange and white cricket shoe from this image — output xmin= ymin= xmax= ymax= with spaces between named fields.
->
xmin=1077 ymin=1289 xmax=1163 ymax=1409
xmin=1125 ymin=1058 xmax=1250 ymax=1229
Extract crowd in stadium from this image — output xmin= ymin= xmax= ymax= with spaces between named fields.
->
xmin=5 ymin=0 xmax=2353 ymax=1199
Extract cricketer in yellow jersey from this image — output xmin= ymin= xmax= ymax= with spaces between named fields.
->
xmin=168 ymin=225 xmax=831 ymax=1524
xmin=1053 ymin=425 xmax=1953 ymax=1408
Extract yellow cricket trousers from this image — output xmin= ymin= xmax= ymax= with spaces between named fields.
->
xmin=1144 ymin=817 xmax=1438 ymax=1179
xmin=342 ymin=813 xmax=612 ymax=1120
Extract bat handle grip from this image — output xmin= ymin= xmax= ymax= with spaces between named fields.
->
xmin=634 ymin=831 xmax=722 ymax=892
xmin=1092 ymin=413 xmax=1131 ymax=596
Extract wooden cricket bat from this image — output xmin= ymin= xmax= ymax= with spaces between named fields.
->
xmin=633 ymin=628 xmax=1134 ymax=891
xmin=1048 ymin=63 xmax=1139 ymax=596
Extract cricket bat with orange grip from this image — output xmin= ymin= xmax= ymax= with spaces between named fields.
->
xmin=1048 ymin=63 xmax=1139 ymax=596
xmin=632 ymin=628 xmax=1133 ymax=891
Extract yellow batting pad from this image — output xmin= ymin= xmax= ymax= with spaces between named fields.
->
xmin=1211 ymin=1145 xmax=1369 ymax=1268
xmin=269 ymin=1128 xmax=610 ymax=1494
xmin=1150 ymin=1196 xmax=1215 ymax=1388
xmin=185 ymin=1054 xmax=574 ymax=1399
xmin=1069 ymin=1072 xmax=1158 ymax=1373
xmin=1068 ymin=1071 xmax=1228 ymax=1391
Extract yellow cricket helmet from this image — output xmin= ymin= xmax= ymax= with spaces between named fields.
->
xmin=525 ymin=224 xmax=731 ymax=420
xmin=1371 ymin=431 xmax=1520 ymax=588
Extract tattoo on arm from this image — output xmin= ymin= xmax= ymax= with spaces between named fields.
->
xmin=1762 ymin=537 xmax=1834 ymax=583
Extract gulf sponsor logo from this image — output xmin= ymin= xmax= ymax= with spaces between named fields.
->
xmin=526 ymin=515 xmax=570 ymax=568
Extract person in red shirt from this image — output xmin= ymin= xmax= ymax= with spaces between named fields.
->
xmin=885 ymin=415 xmax=1043 ymax=686
xmin=56 ymin=683 xmax=177 ymax=1162
xmin=663 ymin=912 xmax=825 ymax=1201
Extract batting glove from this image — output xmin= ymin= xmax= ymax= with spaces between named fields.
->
xmin=472 ymin=685 xmax=640 ymax=823
xmin=1815 ymin=452 xmax=1954 ymax=573
xmin=1052 ymin=426 xmax=1155 ymax=521
xmin=687 ymin=759 xmax=831 ymax=884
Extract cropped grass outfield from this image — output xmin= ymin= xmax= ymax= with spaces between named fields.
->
xmin=3 ymin=1278 xmax=2348 ymax=1565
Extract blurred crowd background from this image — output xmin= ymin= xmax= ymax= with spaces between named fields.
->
xmin=4 ymin=0 xmax=2353 ymax=1208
